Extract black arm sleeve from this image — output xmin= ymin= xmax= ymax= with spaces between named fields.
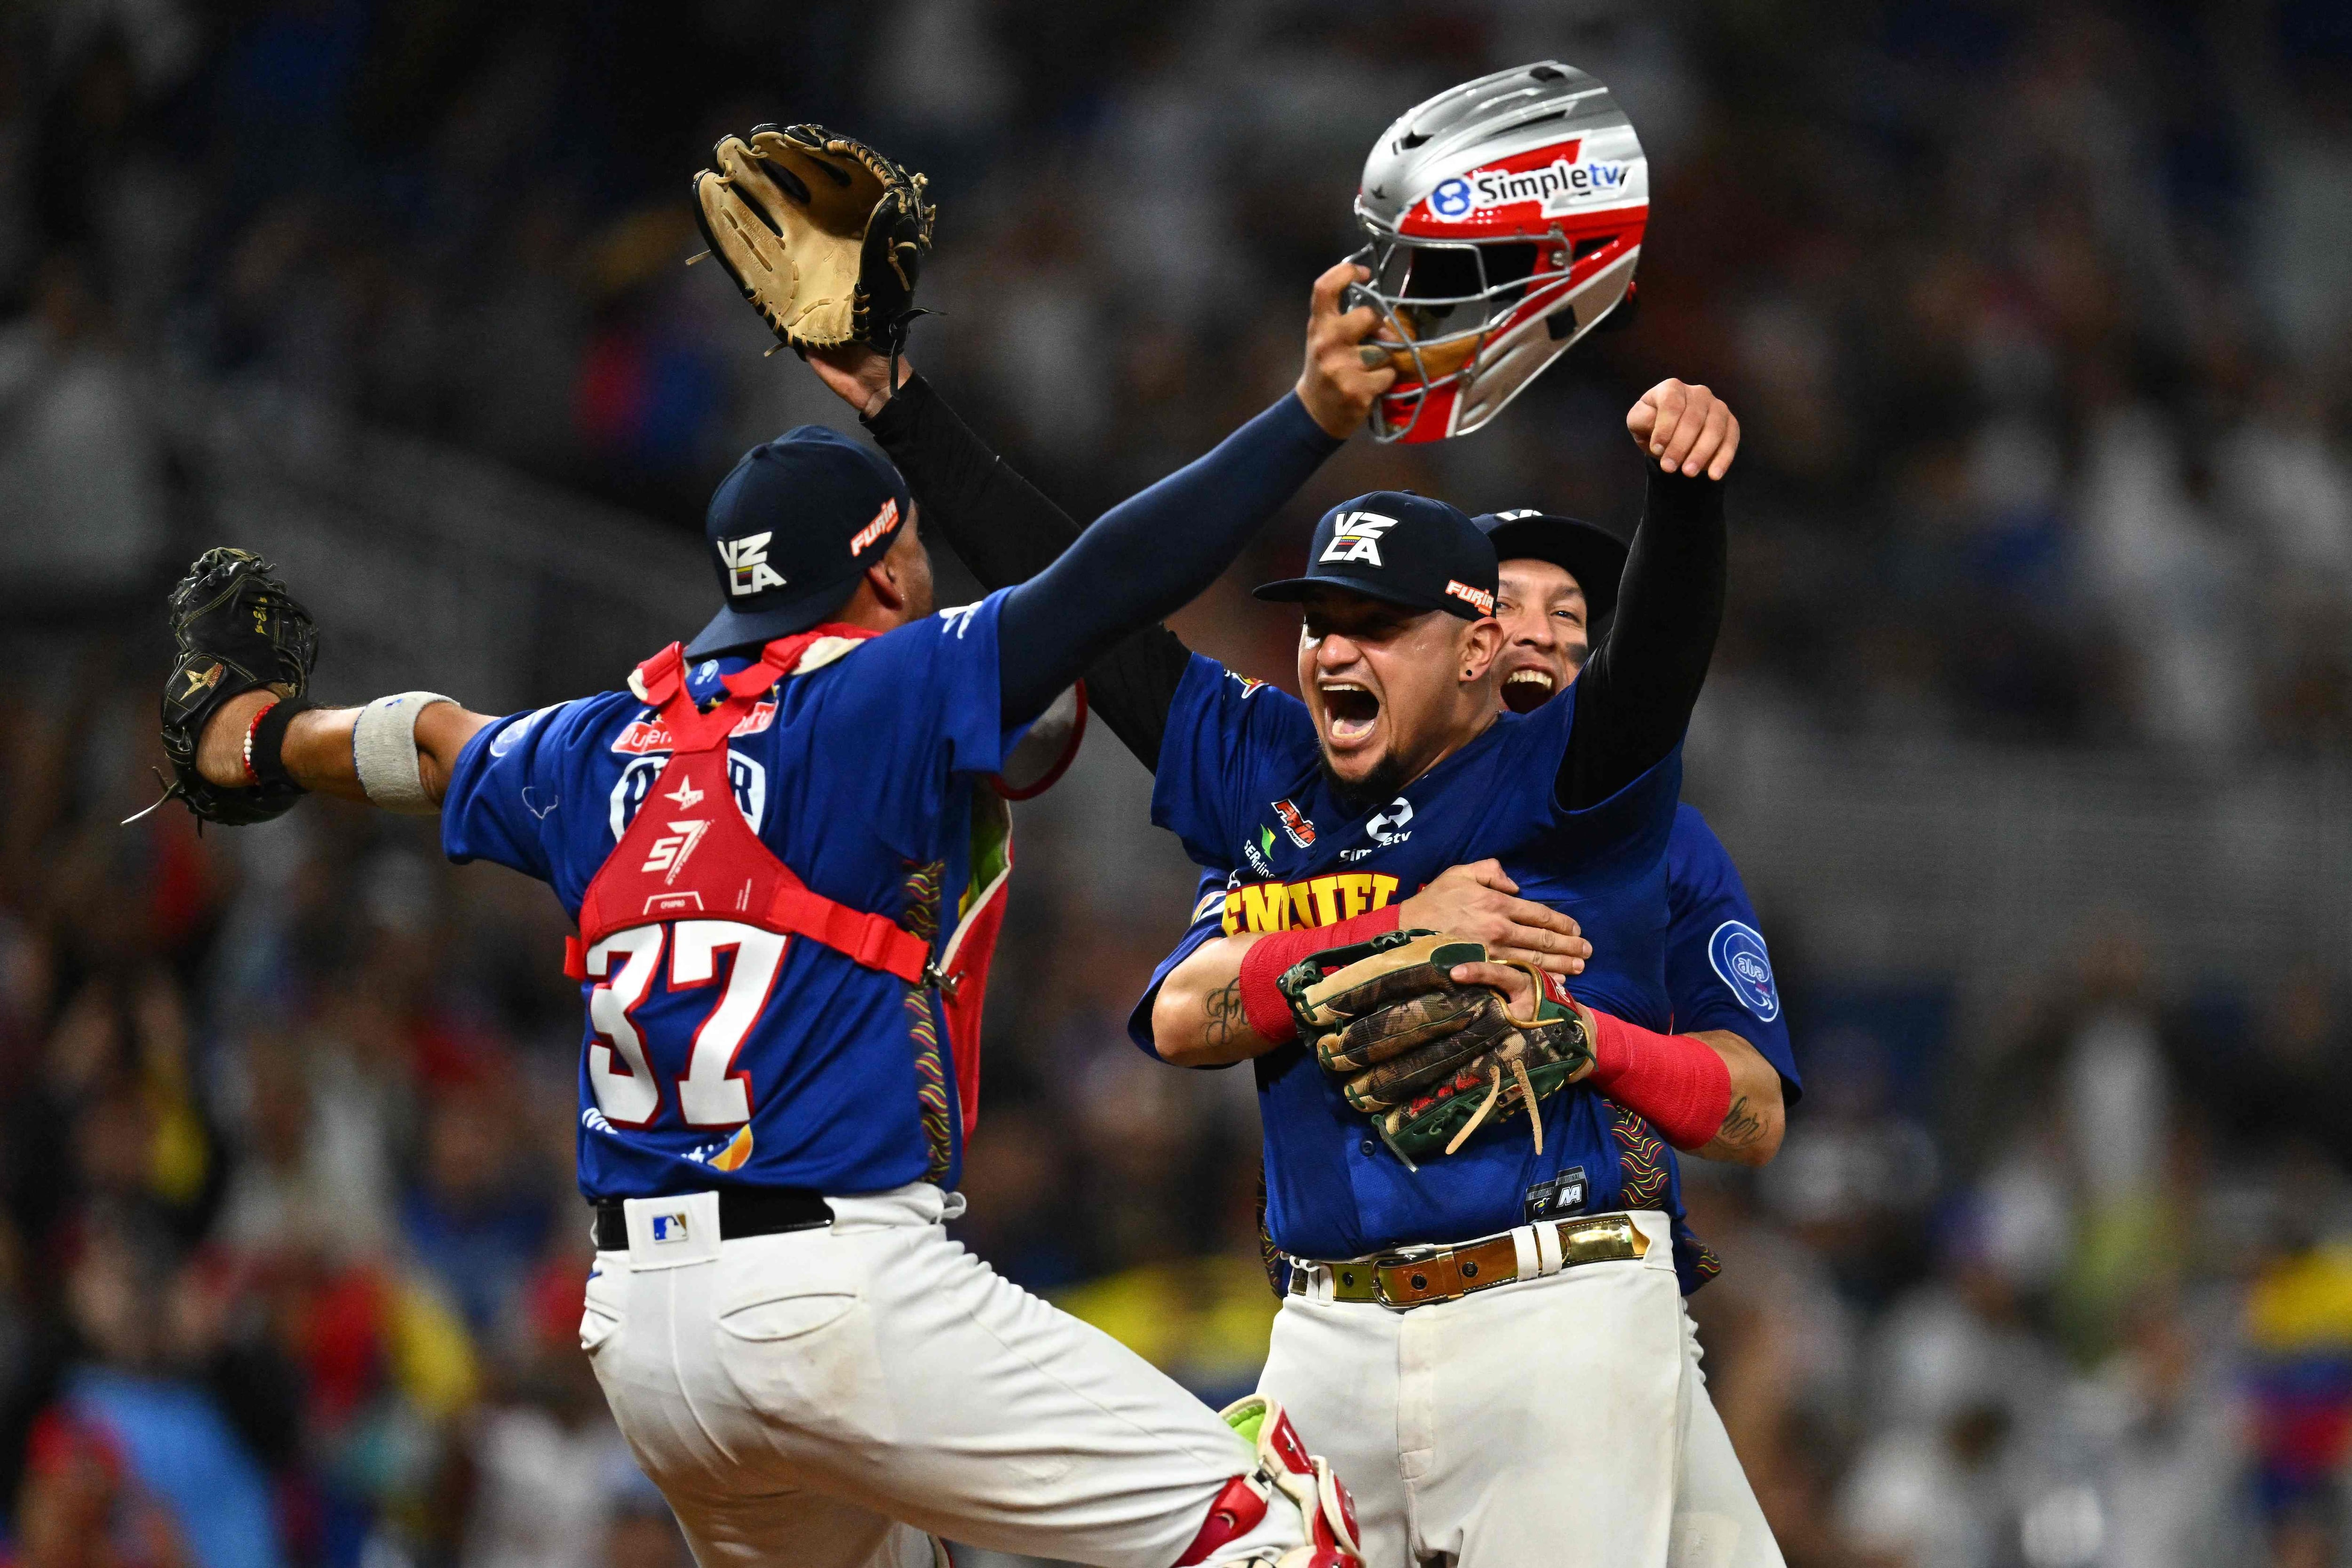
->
xmin=865 ymin=377 xmax=1195 ymax=767
xmin=1556 ymin=467 xmax=1725 ymax=811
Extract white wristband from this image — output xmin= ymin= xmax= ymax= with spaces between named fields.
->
xmin=353 ymin=692 xmax=455 ymax=815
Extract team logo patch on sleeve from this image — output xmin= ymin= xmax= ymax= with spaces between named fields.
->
xmin=1707 ymin=921 xmax=1780 ymax=1022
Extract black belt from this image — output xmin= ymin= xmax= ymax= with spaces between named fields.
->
xmin=591 ymin=1187 xmax=833 ymax=1251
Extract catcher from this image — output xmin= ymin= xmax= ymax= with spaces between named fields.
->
xmin=150 ymin=126 xmax=1388 ymax=1568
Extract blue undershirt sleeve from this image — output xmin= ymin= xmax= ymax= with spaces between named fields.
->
xmin=993 ymin=393 xmax=1340 ymax=724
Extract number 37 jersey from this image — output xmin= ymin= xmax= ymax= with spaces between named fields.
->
xmin=438 ymin=595 xmax=1022 ymax=1201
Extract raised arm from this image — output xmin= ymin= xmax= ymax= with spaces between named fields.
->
xmin=982 ymin=262 xmax=1388 ymax=728
xmin=803 ymin=351 xmax=1201 ymax=770
xmin=1554 ymin=381 xmax=1739 ymax=812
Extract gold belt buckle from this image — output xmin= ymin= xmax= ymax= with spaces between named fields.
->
xmin=1557 ymin=1213 xmax=1646 ymax=1265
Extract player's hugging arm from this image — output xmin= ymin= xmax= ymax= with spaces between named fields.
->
xmin=1152 ymin=860 xmax=1592 ymax=1068
xmin=1684 ymin=1029 xmax=1785 ymax=1164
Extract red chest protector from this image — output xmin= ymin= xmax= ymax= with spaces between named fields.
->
xmin=562 ymin=629 xmax=1016 ymax=1137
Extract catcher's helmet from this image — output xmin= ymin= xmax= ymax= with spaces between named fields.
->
xmin=1351 ymin=62 xmax=1648 ymax=444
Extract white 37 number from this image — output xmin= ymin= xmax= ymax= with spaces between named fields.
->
xmin=583 ymin=920 xmax=786 ymax=1129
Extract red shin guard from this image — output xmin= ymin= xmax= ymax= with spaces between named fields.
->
xmin=1583 ymin=1009 xmax=1732 ymax=1150
xmin=1175 ymin=1474 xmax=1268 ymax=1565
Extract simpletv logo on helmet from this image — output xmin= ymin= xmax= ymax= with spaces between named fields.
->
xmin=1428 ymin=148 xmax=1633 ymax=222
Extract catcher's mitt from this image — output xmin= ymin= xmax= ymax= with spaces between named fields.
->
xmin=692 ymin=124 xmax=935 ymax=357
xmin=1280 ymin=930 xmax=1594 ymax=1165
xmin=152 ymin=548 xmax=318 ymax=827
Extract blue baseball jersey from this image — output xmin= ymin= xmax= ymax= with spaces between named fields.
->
xmin=1141 ymin=789 xmax=1801 ymax=1289
xmin=441 ymin=594 xmax=1021 ymax=1201
xmin=1665 ymin=803 xmax=1799 ymax=1099
xmin=1131 ymin=655 xmax=1683 ymax=1263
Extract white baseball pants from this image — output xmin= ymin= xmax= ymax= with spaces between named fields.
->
xmin=1258 ymin=1209 xmax=1783 ymax=1568
xmin=580 ymin=1184 xmax=1303 ymax=1568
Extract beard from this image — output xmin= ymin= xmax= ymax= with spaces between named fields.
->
xmin=1319 ymin=747 xmax=1414 ymax=816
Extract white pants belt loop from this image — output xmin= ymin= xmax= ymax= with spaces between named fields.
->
xmin=1509 ymin=1225 xmax=1541 ymax=1280
xmin=1533 ymin=1218 xmax=1565 ymax=1276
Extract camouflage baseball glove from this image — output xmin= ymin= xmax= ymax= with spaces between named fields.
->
xmin=692 ymin=123 xmax=935 ymax=357
xmin=1279 ymin=930 xmax=1594 ymax=1165
xmin=153 ymin=548 xmax=318 ymax=827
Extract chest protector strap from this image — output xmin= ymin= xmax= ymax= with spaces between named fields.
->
xmin=563 ymin=630 xmax=930 ymax=986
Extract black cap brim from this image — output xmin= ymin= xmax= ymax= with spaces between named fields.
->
xmin=1252 ymin=575 xmax=1479 ymax=618
xmin=1481 ymin=518 xmax=1627 ymax=623
xmin=684 ymin=589 xmax=845 ymax=659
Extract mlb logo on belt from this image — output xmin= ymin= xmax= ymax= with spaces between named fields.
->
xmin=652 ymin=1211 xmax=691 ymax=1243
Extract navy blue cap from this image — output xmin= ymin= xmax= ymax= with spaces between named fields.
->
xmin=1472 ymin=509 xmax=1629 ymax=623
xmin=686 ymin=426 xmax=914 ymax=658
xmin=1254 ymin=490 xmax=1498 ymax=619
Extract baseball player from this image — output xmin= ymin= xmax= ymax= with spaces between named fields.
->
xmin=150 ymin=229 xmax=1396 ymax=1567
xmin=733 ymin=88 xmax=1782 ymax=1565
xmin=801 ymin=345 xmax=1780 ymax=1566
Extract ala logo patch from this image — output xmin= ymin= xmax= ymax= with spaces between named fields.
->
xmin=610 ymin=754 xmax=764 ymax=839
xmin=1366 ymin=796 xmax=1414 ymax=847
xmin=1707 ymin=921 xmax=1780 ymax=1022
xmin=1320 ymin=510 xmax=1398 ymax=567
xmin=719 ymin=532 xmax=787 ymax=597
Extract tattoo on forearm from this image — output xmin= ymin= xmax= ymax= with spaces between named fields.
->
xmin=1203 ymin=980 xmax=1248 ymax=1053
xmin=1716 ymin=1095 xmax=1764 ymax=1147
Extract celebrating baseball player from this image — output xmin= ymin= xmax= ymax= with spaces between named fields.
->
xmin=146 ymin=127 xmax=1390 ymax=1568
xmin=778 ymin=64 xmax=1796 ymax=1567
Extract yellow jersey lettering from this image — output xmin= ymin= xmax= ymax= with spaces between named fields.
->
xmin=1337 ymin=873 xmax=1370 ymax=918
xmin=1240 ymin=883 xmax=1290 ymax=934
xmin=1221 ymin=873 xmax=1406 ymax=936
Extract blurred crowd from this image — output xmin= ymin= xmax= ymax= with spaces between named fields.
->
xmin=5 ymin=2 xmax=2352 ymax=1568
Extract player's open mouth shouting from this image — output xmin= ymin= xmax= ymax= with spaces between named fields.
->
xmin=1319 ymin=680 xmax=1381 ymax=742
xmin=1496 ymin=655 xmax=1557 ymax=714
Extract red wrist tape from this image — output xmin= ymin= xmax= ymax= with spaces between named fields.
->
xmin=1235 ymin=905 xmax=1403 ymax=1046
xmin=1583 ymin=1009 xmax=1732 ymax=1150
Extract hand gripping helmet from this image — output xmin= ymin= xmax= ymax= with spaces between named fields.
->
xmin=1351 ymin=62 xmax=1648 ymax=443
